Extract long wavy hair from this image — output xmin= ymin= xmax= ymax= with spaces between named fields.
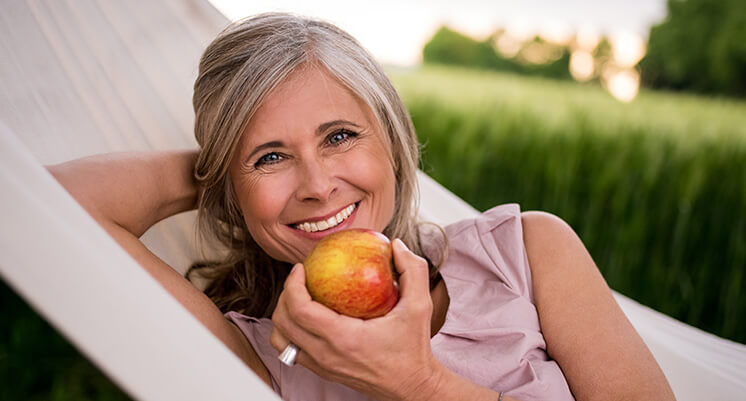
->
xmin=187 ymin=12 xmax=444 ymax=318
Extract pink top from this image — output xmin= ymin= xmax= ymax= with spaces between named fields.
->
xmin=226 ymin=204 xmax=575 ymax=400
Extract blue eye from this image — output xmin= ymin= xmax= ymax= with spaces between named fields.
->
xmin=255 ymin=152 xmax=283 ymax=167
xmin=328 ymin=129 xmax=356 ymax=146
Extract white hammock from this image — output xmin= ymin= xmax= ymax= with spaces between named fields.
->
xmin=1 ymin=1 xmax=744 ymax=400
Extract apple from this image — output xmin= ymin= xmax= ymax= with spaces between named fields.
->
xmin=304 ymin=228 xmax=399 ymax=319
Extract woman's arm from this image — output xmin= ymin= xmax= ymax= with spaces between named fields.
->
xmin=47 ymin=150 xmax=198 ymax=236
xmin=47 ymin=151 xmax=272 ymax=386
xmin=270 ymin=239 xmax=522 ymax=401
xmin=522 ymin=211 xmax=675 ymax=401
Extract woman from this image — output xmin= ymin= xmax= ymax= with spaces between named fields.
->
xmin=48 ymin=12 xmax=674 ymax=401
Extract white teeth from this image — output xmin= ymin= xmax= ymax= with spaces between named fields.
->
xmin=295 ymin=203 xmax=357 ymax=232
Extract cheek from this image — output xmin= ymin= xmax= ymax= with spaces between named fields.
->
xmin=380 ymin=167 xmax=397 ymax=216
xmin=341 ymin=146 xmax=397 ymax=218
xmin=235 ymin=175 xmax=292 ymax=226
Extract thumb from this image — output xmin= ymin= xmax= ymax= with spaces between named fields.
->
xmin=392 ymin=239 xmax=430 ymax=302
xmin=284 ymin=263 xmax=307 ymax=292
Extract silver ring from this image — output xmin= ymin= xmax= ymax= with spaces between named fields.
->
xmin=278 ymin=343 xmax=300 ymax=366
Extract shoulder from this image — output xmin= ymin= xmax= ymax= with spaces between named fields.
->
xmin=520 ymin=210 xmax=610 ymax=322
xmin=520 ymin=210 xmax=608 ymax=307
xmin=520 ymin=210 xmax=592 ymax=277
xmin=521 ymin=210 xmax=576 ymax=243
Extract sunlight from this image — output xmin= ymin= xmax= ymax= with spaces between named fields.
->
xmin=604 ymin=68 xmax=640 ymax=102
xmin=570 ymin=51 xmax=595 ymax=82
xmin=611 ymin=32 xmax=646 ymax=68
xmin=539 ymin=22 xmax=574 ymax=46
xmin=575 ymin=25 xmax=601 ymax=52
xmin=495 ymin=32 xmax=523 ymax=58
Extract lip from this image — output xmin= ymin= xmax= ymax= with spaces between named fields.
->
xmin=288 ymin=202 xmax=357 ymax=226
xmin=288 ymin=201 xmax=360 ymax=240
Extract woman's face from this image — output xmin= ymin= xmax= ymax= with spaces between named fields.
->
xmin=229 ymin=65 xmax=397 ymax=263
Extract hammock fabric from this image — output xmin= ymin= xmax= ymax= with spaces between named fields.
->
xmin=1 ymin=1 xmax=744 ymax=400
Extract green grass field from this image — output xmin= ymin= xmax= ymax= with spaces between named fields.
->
xmin=391 ymin=65 xmax=746 ymax=145
xmin=390 ymin=65 xmax=746 ymax=344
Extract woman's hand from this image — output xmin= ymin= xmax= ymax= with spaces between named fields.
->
xmin=270 ymin=239 xmax=444 ymax=401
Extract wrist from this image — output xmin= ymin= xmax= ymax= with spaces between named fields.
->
xmin=395 ymin=359 xmax=510 ymax=401
xmin=395 ymin=358 xmax=448 ymax=401
xmin=156 ymin=149 xmax=199 ymax=217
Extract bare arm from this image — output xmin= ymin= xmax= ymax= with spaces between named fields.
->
xmin=522 ymin=211 xmax=675 ymax=401
xmin=47 ymin=151 xmax=272 ymax=386
xmin=47 ymin=150 xmax=199 ymax=236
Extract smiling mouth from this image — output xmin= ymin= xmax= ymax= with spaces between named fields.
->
xmin=293 ymin=203 xmax=357 ymax=233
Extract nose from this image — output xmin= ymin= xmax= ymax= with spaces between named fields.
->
xmin=294 ymin=156 xmax=337 ymax=203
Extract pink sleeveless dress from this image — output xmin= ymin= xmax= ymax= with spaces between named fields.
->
xmin=226 ymin=204 xmax=575 ymax=400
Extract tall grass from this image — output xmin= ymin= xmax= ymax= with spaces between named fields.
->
xmin=390 ymin=65 xmax=746 ymax=343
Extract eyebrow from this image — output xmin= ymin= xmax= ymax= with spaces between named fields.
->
xmin=245 ymin=119 xmax=362 ymax=162
xmin=316 ymin=119 xmax=361 ymax=134
xmin=246 ymin=141 xmax=284 ymax=162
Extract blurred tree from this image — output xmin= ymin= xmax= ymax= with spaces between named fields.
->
xmin=423 ymin=26 xmax=515 ymax=71
xmin=422 ymin=26 xmax=571 ymax=80
xmin=640 ymin=0 xmax=746 ymax=97
xmin=515 ymin=37 xmax=572 ymax=80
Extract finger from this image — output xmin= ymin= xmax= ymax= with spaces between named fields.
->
xmin=272 ymin=293 xmax=319 ymax=338
xmin=269 ymin=325 xmax=291 ymax=352
xmin=277 ymin=263 xmax=349 ymax=338
xmin=269 ymin=326 xmax=317 ymax=368
xmin=392 ymin=239 xmax=431 ymax=303
xmin=271 ymin=297 xmax=334 ymax=362
xmin=282 ymin=263 xmax=313 ymax=305
xmin=270 ymin=324 xmax=347 ymax=383
xmin=283 ymin=263 xmax=309 ymax=294
xmin=272 ymin=286 xmax=324 ymax=347
xmin=271 ymin=302 xmax=353 ymax=374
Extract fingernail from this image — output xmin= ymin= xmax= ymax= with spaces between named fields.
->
xmin=394 ymin=238 xmax=408 ymax=251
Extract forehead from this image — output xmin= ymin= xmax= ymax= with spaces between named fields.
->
xmin=242 ymin=65 xmax=376 ymax=143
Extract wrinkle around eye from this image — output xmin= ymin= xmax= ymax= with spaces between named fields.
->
xmin=235 ymin=159 xmax=275 ymax=179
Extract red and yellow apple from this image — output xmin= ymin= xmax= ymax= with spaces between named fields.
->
xmin=304 ymin=229 xmax=399 ymax=319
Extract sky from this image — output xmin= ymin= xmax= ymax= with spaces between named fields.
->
xmin=208 ymin=0 xmax=668 ymax=67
